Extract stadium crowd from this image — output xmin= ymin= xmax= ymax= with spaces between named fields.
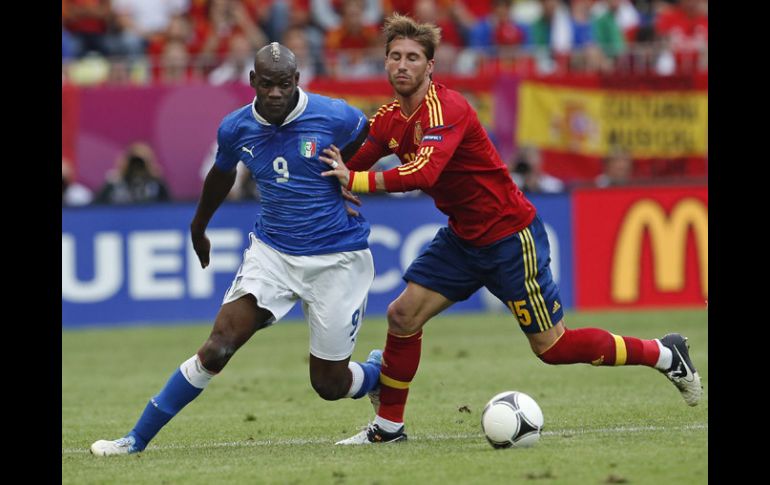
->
xmin=61 ymin=0 xmax=707 ymax=206
xmin=62 ymin=0 xmax=707 ymax=85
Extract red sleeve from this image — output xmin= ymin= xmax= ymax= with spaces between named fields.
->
xmin=381 ymin=102 xmax=470 ymax=192
xmin=346 ymin=119 xmax=389 ymax=171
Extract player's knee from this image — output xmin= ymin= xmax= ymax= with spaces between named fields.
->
xmin=528 ymin=324 xmax=566 ymax=363
xmin=386 ymin=302 xmax=421 ymax=335
xmin=311 ymin=378 xmax=346 ymax=401
xmin=198 ymin=332 xmax=237 ymax=373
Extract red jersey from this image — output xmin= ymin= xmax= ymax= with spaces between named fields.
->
xmin=347 ymin=81 xmax=535 ymax=246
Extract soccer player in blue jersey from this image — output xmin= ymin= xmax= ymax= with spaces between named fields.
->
xmin=90 ymin=42 xmax=382 ymax=456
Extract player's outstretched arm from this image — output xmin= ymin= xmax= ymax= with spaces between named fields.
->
xmin=190 ymin=164 xmax=238 ymax=268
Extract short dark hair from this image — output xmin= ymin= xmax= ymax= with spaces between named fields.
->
xmin=382 ymin=13 xmax=442 ymax=60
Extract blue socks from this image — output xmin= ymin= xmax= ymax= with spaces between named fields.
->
xmin=352 ymin=360 xmax=381 ymax=399
xmin=127 ymin=367 xmax=206 ymax=451
xmin=124 ymin=352 xmax=380 ymax=450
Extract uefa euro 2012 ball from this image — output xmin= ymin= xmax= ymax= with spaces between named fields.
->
xmin=481 ymin=391 xmax=544 ymax=449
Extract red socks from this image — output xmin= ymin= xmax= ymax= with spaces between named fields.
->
xmin=376 ymin=327 xmax=658 ymax=424
xmin=539 ymin=327 xmax=660 ymax=367
xmin=377 ymin=330 xmax=422 ymax=423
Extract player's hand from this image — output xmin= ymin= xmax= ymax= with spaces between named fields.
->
xmin=342 ymin=187 xmax=362 ymax=217
xmin=191 ymin=230 xmax=211 ymax=269
xmin=341 ymin=187 xmax=361 ymax=206
xmin=344 ymin=203 xmax=360 ymax=217
xmin=320 ymin=144 xmax=349 ymax=187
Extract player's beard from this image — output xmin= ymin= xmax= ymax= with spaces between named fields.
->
xmin=390 ymin=72 xmax=429 ymax=98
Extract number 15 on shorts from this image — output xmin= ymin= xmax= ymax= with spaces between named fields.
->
xmin=507 ymin=300 xmax=532 ymax=327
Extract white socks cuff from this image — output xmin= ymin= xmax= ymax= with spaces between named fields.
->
xmin=374 ymin=415 xmax=403 ymax=433
xmin=345 ymin=362 xmax=364 ymax=398
xmin=180 ymin=355 xmax=215 ymax=389
xmin=654 ymin=340 xmax=672 ymax=371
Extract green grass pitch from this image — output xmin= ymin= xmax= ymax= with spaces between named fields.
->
xmin=63 ymin=309 xmax=707 ymax=484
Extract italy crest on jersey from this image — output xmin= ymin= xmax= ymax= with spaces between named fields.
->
xmin=299 ymin=136 xmax=317 ymax=158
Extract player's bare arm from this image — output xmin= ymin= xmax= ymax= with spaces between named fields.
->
xmin=190 ymin=164 xmax=238 ymax=268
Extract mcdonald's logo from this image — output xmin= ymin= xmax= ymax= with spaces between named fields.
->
xmin=611 ymin=198 xmax=707 ymax=303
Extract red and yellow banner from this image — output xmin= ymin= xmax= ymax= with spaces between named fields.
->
xmin=573 ymin=186 xmax=707 ymax=308
xmin=517 ymin=80 xmax=708 ymax=159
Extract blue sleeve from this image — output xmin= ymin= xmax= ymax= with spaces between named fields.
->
xmin=214 ymin=118 xmax=239 ymax=172
xmin=333 ymin=101 xmax=367 ymax=150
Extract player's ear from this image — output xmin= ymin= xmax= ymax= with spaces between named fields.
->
xmin=426 ymin=58 xmax=435 ymax=77
xmin=294 ymin=71 xmax=300 ymax=86
xmin=249 ymin=70 xmax=256 ymax=88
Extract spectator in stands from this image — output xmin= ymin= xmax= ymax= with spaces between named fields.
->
xmin=382 ymin=0 xmax=416 ymax=17
xmin=311 ymin=0 xmax=382 ymax=32
xmin=595 ymin=148 xmax=633 ymax=188
xmin=324 ymin=0 xmax=381 ymax=78
xmin=509 ymin=145 xmax=565 ymax=193
xmin=568 ymin=0 xmax=607 ymax=71
xmin=62 ymin=158 xmax=94 ymax=206
xmin=147 ymin=15 xmax=195 ymax=59
xmin=208 ymin=33 xmax=255 ymax=85
xmin=282 ymin=27 xmax=318 ymax=86
xmin=155 ymin=40 xmax=202 ymax=83
xmin=654 ymin=0 xmax=708 ymax=73
xmin=108 ymin=0 xmax=191 ymax=59
xmin=414 ymin=0 xmax=466 ymax=47
xmin=283 ymin=0 xmax=328 ymax=77
xmin=590 ymin=0 xmax=640 ymax=44
xmin=570 ymin=0 xmax=593 ymax=47
xmin=469 ymin=0 xmax=526 ymax=55
xmin=96 ymin=142 xmax=171 ymax=204
xmin=63 ymin=0 xmax=112 ymax=58
xmin=589 ymin=0 xmax=630 ymax=67
xmin=456 ymin=0 xmax=493 ymax=20
xmin=63 ymin=28 xmax=78 ymax=62
xmin=413 ymin=0 xmax=468 ymax=74
xmin=527 ymin=0 xmax=574 ymax=73
xmin=195 ymin=0 xmax=268 ymax=72
xmin=241 ymin=0 xmax=292 ymax=43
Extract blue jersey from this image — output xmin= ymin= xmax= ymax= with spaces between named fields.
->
xmin=215 ymin=88 xmax=370 ymax=256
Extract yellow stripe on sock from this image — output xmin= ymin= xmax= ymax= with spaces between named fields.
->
xmin=612 ymin=334 xmax=627 ymax=365
xmin=380 ymin=374 xmax=411 ymax=390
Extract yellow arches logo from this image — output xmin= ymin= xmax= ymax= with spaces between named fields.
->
xmin=611 ymin=198 xmax=708 ymax=303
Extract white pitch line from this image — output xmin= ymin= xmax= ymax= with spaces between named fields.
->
xmin=63 ymin=423 xmax=706 ymax=455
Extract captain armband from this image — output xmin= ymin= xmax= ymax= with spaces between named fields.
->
xmin=346 ymin=171 xmax=377 ymax=193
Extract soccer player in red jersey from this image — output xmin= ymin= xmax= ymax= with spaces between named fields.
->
xmin=321 ymin=14 xmax=703 ymax=445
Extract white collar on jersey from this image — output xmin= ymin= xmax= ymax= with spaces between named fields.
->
xmin=251 ymin=87 xmax=309 ymax=127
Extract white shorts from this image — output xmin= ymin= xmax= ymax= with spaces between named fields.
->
xmin=223 ymin=233 xmax=375 ymax=361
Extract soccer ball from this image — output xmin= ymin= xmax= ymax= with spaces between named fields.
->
xmin=481 ymin=391 xmax=543 ymax=449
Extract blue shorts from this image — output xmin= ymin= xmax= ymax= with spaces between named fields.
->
xmin=403 ymin=215 xmax=564 ymax=334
